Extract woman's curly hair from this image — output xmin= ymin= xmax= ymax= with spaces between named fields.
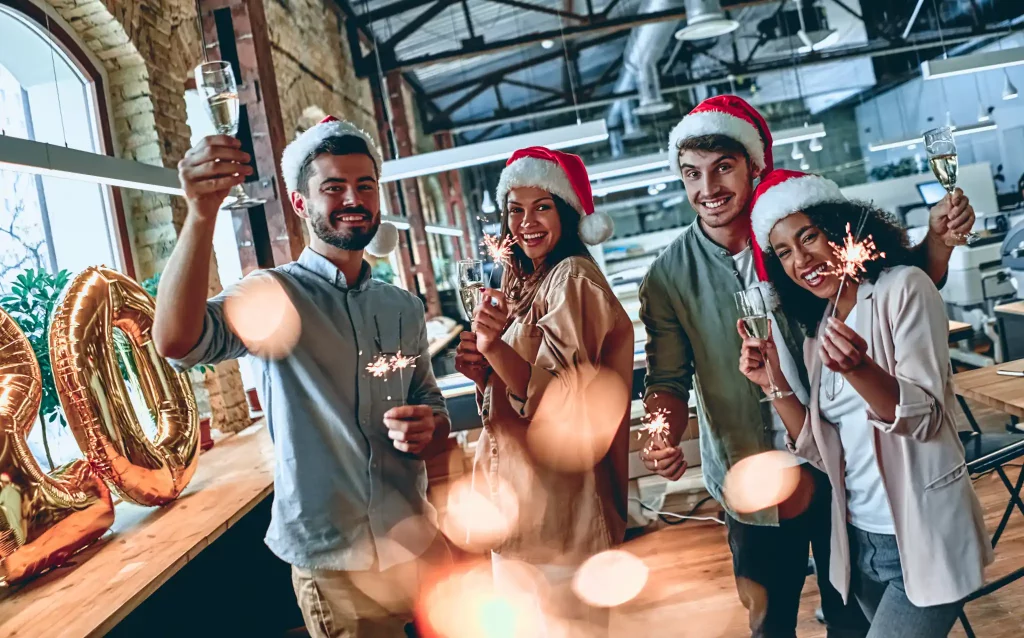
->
xmin=763 ymin=200 xmax=917 ymax=336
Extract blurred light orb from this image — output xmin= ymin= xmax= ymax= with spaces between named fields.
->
xmin=722 ymin=450 xmax=802 ymax=514
xmin=420 ymin=563 xmax=542 ymax=638
xmin=572 ymin=550 xmax=649 ymax=608
xmin=440 ymin=473 xmax=519 ymax=552
xmin=223 ymin=274 xmax=300 ymax=359
xmin=526 ymin=368 xmax=629 ymax=473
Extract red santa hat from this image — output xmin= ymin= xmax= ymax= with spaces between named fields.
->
xmin=667 ymin=95 xmax=774 ymax=179
xmin=495 ymin=146 xmax=614 ymax=245
xmin=750 ymin=169 xmax=846 ymax=254
xmin=280 ymin=115 xmax=396 ymax=257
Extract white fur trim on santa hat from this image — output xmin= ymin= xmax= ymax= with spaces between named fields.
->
xmin=280 ymin=119 xmax=383 ymax=193
xmin=668 ymin=110 xmax=767 ymax=178
xmin=496 ymin=156 xmax=583 ymax=216
xmin=749 ymin=280 xmax=779 ymax=312
xmin=579 ymin=211 xmax=614 ymax=245
xmin=751 ymin=174 xmax=845 ymax=249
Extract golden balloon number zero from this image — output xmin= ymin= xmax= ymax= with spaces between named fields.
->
xmin=0 ymin=266 xmax=200 ymax=583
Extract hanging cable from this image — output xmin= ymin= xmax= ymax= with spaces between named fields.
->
xmin=556 ymin=11 xmax=581 ymax=126
xmin=44 ymin=14 xmax=69 ymax=148
xmin=930 ymin=0 xmax=948 ymax=57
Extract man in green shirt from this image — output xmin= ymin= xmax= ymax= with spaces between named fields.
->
xmin=639 ymin=95 xmax=974 ymax=637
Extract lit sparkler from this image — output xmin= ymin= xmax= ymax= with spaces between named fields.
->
xmin=481 ymin=234 xmax=517 ymax=267
xmin=388 ymin=351 xmax=418 ymax=372
xmin=366 ymin=354 xmax=391 ymax=378
xmin=639 ymin=408 xmax=672 ymax=447
xmin=825 ymin=222 xmax=886 ymax=281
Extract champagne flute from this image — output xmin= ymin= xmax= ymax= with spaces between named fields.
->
xmin=457 ymin=259 xmax=485 ymax=322
xmin=194 ymin=61 xmax=266 ymax=210
xmin=924 ymin=126 xmax=977 ymax=245
xmin=735 ymin=288 xmax=792 ymax=402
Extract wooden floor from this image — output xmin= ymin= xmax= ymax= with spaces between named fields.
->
xmin=610 ymin=398 xmax=1024 ymax=637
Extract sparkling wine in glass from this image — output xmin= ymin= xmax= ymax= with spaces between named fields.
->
xmin=457 ymin=259 xmax=485 ymax=320
xmin=194 ymin=61 xmax=266 ymax=210
xmin=735 ymin=288 xmax=792 ymax=402
xmin=924 ymin=126 xmax=977 ymax=245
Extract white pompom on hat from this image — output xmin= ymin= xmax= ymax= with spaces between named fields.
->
xmin=750 ymin=169 xmax=847 ymax=252
xmin=281 ymin=115 xmax=398 ymax=256
xmin=495 ymin=146 xmax=614 ymax=245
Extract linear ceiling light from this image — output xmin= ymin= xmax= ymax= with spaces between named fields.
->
xmin=593 ymin=171 xmax=677 ymax=198
xmin=379 ymin=120 xmax=609 ymax=183
xmin=922 ymin=47 xmax=1024 ymax=80
xmin=867 ymin=121 xmax=998 ymax=152
xmin=0 ymin=135 xmax=184 ymax=195
xmin=773 ymin=123 xmax=826 ymax=146
xmin=382 ymin=215 xmax=463 ymax=237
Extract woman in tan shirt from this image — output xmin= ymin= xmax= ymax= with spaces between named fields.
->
xmin=455 ymin=147 xmax=632 ymax=635
xmin=737 ymin=170 xmax=991 ymax=637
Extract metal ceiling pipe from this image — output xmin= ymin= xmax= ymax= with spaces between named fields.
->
xmin=622 ymin=101 xmax=647 ymax=141
xmin=605 ymin=0 xmax=687 ymax=130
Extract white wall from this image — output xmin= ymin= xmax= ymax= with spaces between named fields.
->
xmin=841 ymin=162 xmax=999 ymax=222
xmin=855 ymin=34 xmax=1024 ymax=196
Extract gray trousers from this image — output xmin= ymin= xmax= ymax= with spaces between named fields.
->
xmin=847 ymin=526 xmax=963 ymax=638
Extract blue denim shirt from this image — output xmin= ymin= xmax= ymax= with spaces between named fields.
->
xmin=639 ymin=222 xmax=808 ymax=526
xmin=171 ymin=249 xmax=448 ymax=570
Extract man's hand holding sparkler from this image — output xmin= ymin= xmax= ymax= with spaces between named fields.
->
xmin=927 ymin=187 xmax=975 ymax=247
xmin=640 ymin=392 xmax=689 ymax=481
xmin=383 ymin=405 xmax=439 ymax=456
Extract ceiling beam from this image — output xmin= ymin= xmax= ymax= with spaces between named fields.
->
xmin=354 ymin=0 xmax=768 ymax=76
xmin=484 ymin=0 xmax=589 ymax=22
xmin=383 ymin=0 xmax=455 ymax=51
xmin=443 ymin=23 xmax=1014 ymax=135
xmin=355 ymin=0 xmax=438 ymax=25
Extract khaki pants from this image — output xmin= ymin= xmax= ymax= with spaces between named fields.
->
xmin=292 ymin=536 xmax=451 ymax=638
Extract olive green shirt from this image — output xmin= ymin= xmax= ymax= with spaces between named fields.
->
xmin=639 ymin=221 xmax=808 ymax=526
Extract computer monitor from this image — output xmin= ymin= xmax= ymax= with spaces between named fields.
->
xmin=917 ymin=180 xmax=947 ymax=206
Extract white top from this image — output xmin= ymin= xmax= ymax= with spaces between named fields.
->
xmin=733 ymin=247 xmax=808 ymax=451
xmin=817 ymin=304 xmax=896 ymax=534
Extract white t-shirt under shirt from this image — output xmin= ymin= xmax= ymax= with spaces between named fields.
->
xmin=733 ymin=247 xmax=809 ymax=451
xmin=817 ymin=304 xmax=896 ymax=534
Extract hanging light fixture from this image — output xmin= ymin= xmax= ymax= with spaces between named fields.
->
xmin=977 ymin=103 xmax=991 ymax=122
xmin=791 ymin=143 xmax=804 ymax=160
xmin=481 ymin=190 xmax=496 ymax=214
xmin=808 ymin=137 xmax=823 ymax=152
xmin=1004 ymin=72 xmax=1019 ymax=100
xmin=675 ymin=0 xmax=740 ymax=41
xmin=634 ymin=64 xmax=673 ymax=116
xmin=799 ymin=159 xmax=810 ymax=171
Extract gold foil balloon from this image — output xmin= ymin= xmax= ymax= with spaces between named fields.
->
xmin=0 ymin=308 xmax=115 ymax=584
xmin=49 ymin=266 xmax=200 ymax=506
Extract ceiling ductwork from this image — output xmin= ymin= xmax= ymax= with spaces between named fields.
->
xmin=635 ymin=63 xmax=675 ymax=116
xmin=622 ymin=101 xmax=647 ymax=141
xmin=606 ymin=0 xmax=685 ymax=135
xmin=675 ymin=0 xmax=740 ymax=41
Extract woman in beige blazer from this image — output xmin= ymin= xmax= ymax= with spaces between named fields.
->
xmin=736 ymin=171 xmax=992 ymax=637
xmin=454 ymin=147 xmax=632 ymax=637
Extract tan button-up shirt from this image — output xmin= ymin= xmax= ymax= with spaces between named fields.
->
xmin=476 ymin=256 xmax=633 ymax=565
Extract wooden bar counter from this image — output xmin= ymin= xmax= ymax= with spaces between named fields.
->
xmin=0 ymin=423 xmax=275 ymax=638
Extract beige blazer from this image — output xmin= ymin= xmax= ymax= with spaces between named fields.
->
xmin=477 ymin=256 xmax=633 ymax=565
xmin=789 ymin=265 xmax=993 ymax=607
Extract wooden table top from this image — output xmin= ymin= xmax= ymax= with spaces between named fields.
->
xmin=948 ymin=320 xmax=973 ymax=339
xmin=995 ymin=301 xmax=1024 ymax=317
xmin=954 ymin=361 xmax=1024 ymax=419
xmin=428 ymin=324 xmax=463 ymax=358
xmin=0 ymin=423 xmax=275 ymax=638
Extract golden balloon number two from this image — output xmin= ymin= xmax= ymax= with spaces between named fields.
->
xmin=0 ymin=266 xmax=199 ymax=584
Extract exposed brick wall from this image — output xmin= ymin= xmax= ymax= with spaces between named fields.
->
xmin=44 ymin=0 xmax=250 ymax=432
xmin=263 ymin=0 xmax=377 ymax=142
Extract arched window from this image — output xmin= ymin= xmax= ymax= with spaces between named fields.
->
xmin=0 ymin=0 xmax=127 ymax=294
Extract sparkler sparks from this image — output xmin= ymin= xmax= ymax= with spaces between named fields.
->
xmin=639 ymin=408 xmax=672 ymax=446
xmin=366 ymin=354 xmax=391 ymax=378
xmin=389 ymin=351 xmax=418 ymax=372
xmin=481 ymin=234 xmax=517 ymax=267
xmin=826 ymin=222 xmax=886 ymax=282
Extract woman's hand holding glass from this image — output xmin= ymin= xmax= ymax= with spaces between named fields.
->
xmin=737 ymin=319 xmax=790 ymax=395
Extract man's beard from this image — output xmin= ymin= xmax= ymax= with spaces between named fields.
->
xmin=310 ymin=205 xmax=380 ymax=251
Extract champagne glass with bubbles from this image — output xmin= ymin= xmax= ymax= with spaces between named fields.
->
xmin=457 ymin=260 xmax=485 ymax=322
xmin=736 ymin=287 xmax=792 ymax=402
xmin=924 ymin=126 xmax=977 ymax=245
xmin=194 ymin=61 xmax=266 ymax=210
